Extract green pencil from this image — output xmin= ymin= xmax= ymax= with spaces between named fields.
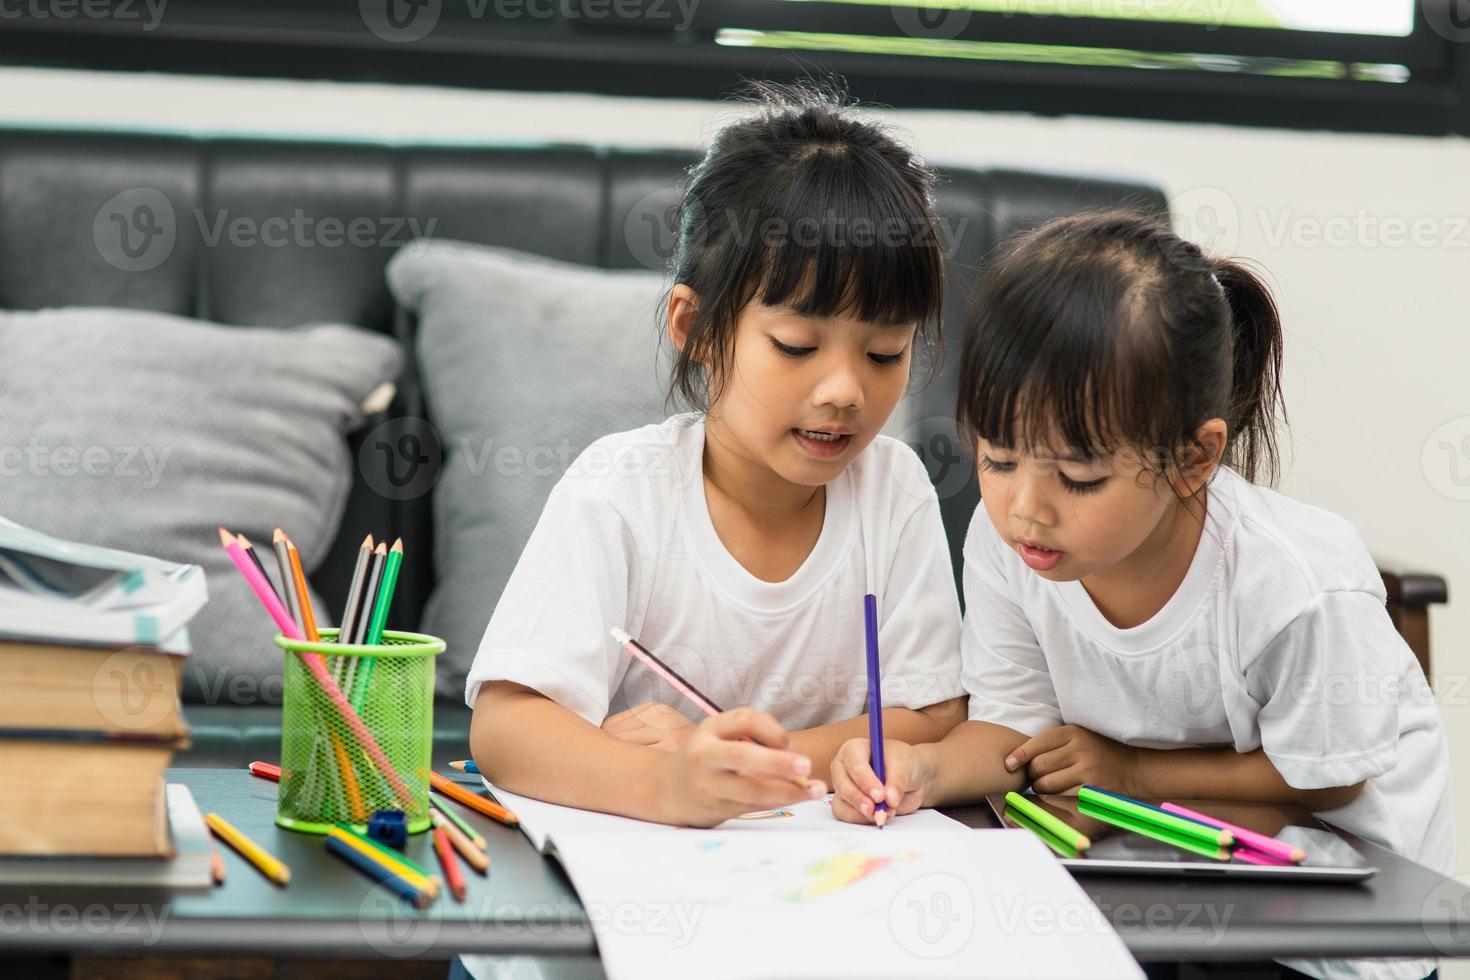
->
xmin=1004 ymin=791 xmax=1091 ymax=852
xmin=350 ymin=538 xmax=402 ymax=710
xmin=1005 ymin=805 xmax=1080 ymax=859
xmin=1078 ymin=785 xmax=1233 ymax=848
xmin=1078 ymin=800 xmax=1230 ymax=861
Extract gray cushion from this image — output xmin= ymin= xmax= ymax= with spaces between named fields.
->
xmin=387 ymin=242 xmax=668 ymax=698
xmin=0 ymin=308 xmax=404 ymax=703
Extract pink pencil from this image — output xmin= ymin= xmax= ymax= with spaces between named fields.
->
xmin=1231 ymin=847 xmax=1292 ymax=867
xmin=608 ymin=626 xmax=811 ymax=790
xmin=218 ymin=527 xmax=412 ymax=807
xmin=609 ymin=626 xmax=721 ymax=715
xmin=1162 ymin=802 xmax=1306 ymax=864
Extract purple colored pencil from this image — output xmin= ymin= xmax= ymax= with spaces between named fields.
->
xmin=865 ymin=593 xmax=888 ymax=827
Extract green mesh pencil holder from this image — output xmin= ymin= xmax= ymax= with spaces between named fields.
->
xmin=272 ymin=628 xmax=444 ymax=835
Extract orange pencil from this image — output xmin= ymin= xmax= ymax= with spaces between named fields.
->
xmin=429 ymin=771 xmax=518 ymax=826
xmin=431 ymin=822 xmax=468 ymax=901
xmin=431 ymin=809 xmax=489 ymax=873
xmin=210 ymin=845 xmax=227 ymax=885
xmin=282 ymin=531 xmax=368 ymax=822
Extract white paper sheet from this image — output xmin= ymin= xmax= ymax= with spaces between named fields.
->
xmin=549 ymin=827 xmax=1143 ymax=980
xmin=483 ymin=778 xmax=971 ymax=852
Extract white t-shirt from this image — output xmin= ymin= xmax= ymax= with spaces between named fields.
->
xmin=465 ymin=413 xmax=965 ymax=730
xmin=962 ymin=464 xmax=1453 ymax=980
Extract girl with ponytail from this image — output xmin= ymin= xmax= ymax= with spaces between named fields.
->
xmin=830 ymin=209 xmax=1449 ymax=980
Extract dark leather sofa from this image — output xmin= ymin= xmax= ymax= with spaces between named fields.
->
xmin=0 ymin=127 xmax=1443 ymax=768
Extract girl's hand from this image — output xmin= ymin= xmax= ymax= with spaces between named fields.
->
xmin=654 ymin=707 xmax=827 ymax=827
xmin=602 ymin=701 xmax=696 ymax=752
xmin=1006 ymin=724 xmax=1141 ymax=797
xmin=830 ymin=737 xmax=931 ymax=825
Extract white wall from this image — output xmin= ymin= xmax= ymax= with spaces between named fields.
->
xmin=8 ymin=65 xmax=1470 ymax=965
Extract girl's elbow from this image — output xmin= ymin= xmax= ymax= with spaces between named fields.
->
xmin=1300 ymin=780 xmax=1366 ymax=811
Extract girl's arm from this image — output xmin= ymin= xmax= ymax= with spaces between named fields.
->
xmin=1130 ymin=745 xmax=1364 ymax=810
xmin=472 ymin=680 xmax=826 ymax=827
xmin=1010 ymin=724 xmax=1366 ymax=810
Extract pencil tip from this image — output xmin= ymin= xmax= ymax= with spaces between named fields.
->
xmin=374 ymin=542 xmax=387 ymax=555
xmin=236 ymin=533 xmax=252 ymax=548
xmin=390 ymin=538 xmax=404 ymax=552
xmin=217 ymin=527 xmax=233 ymax=546
xmin=272 ymin=528 xmax=286 ymax=543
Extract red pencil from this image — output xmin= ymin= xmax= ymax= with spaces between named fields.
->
xmin=248 ymin=760 xmax=282 ymax=782
xmin=431 ymin=823 xmax=468 ymax=901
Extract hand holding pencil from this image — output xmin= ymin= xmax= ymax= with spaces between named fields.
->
xmin=829 ymin=737 xmax=931 ymax=826
xmin=651 ymin=707 xmax=827 ymax=828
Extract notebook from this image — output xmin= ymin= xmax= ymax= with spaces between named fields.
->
xmin=472 ymin=780 xmax=1143 ymax=979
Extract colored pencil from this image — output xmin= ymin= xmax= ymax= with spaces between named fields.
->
xmin=1004 ymin=791 xmax=1092 ymax=852
xmin=325 ymin=833 xmax=431 ymax=909
xmin=1078 ymin=799 xmax=1230 ymax=861
xmin=248 ymin=760 xmax=282 ymax=781
xmin=341 ymin=542 xmax=386 ymax=702
xmin=274 ymin=530 xmax=366 ymax=822
xmin=608 ymin=626 xmax=812 ymax=790
xmin=327 ymin=826 xmax=439 ymax=898
xmin=431 ymin=809 xmax=490 ymax=873
xmin=218 ymin=528 xmax=412 ymax=806
xmin=210 ymin=844 xmax=227 ymax=885
xmin=864 ymin=593 xmax=888 ymax=828
xmin=1079 ymin=785 xmax=1234 ymax=848
xmin=1161 ymin=802 xmax=1306 ymax=864
xmin=238 ymin=533 xmax=280 ymax=605
xmin=351 ymin=538 xmax=402 ymax=710
xmin=448 ymin=760 xmax=480 ymax=774
xmin=269 ymin=530 xmax=303 ymax=629
xmin=1231 ymin=847 xmax=1292 ymax=867
xmin=429 ymin=795 xmax=486 ymax=849
xmin=1004 ymin=805 xmax=1081 ymax=859
xmin=205 ymin=812 xmax=290 ymax=885
xmin=429 ymin=771 xmax=518 ymax=826
xmin=334 ymin=533 xmax=374 ymax=683
xmin=432 ymin=823 xmax=468 ymax=901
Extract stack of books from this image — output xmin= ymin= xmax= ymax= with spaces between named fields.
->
xmin=0 ymin=516 xmax=213 ymax=886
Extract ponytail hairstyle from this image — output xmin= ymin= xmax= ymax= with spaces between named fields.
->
xmin=664 ymin=80 xmax=945 ymax=414
xmin=956 ymin=208 xmax=1287 ymax=489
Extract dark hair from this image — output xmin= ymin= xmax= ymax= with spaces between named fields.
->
xmin=956 ymin=209 xmax=1287 ymax=487
xmin=665 ymin=81 xmax=945 ymax=413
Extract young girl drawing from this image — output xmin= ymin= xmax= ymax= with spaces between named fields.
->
xmin=466 ymin=86 xmax=968 ymax=829
xmin=831 ymin=209 xmax=1451 ymax=980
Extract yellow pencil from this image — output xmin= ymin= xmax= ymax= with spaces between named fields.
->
xmin=205 ymin=812 xmax=290 ymax=885
xmin=326 ymin=827 xmax=441 ymax=899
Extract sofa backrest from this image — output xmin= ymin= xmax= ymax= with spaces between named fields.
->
xmin=0 ymin=127 xmax=1167 ymax=625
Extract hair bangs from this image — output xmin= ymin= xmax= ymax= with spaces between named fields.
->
xmin=744 ymin=147 xmax=943 ymax=330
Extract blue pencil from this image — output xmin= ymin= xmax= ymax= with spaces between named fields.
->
xmin=864 ymin=593 xmax=888 ymax=828
xmin=325 ymin=833 xmax=432 ymax=909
